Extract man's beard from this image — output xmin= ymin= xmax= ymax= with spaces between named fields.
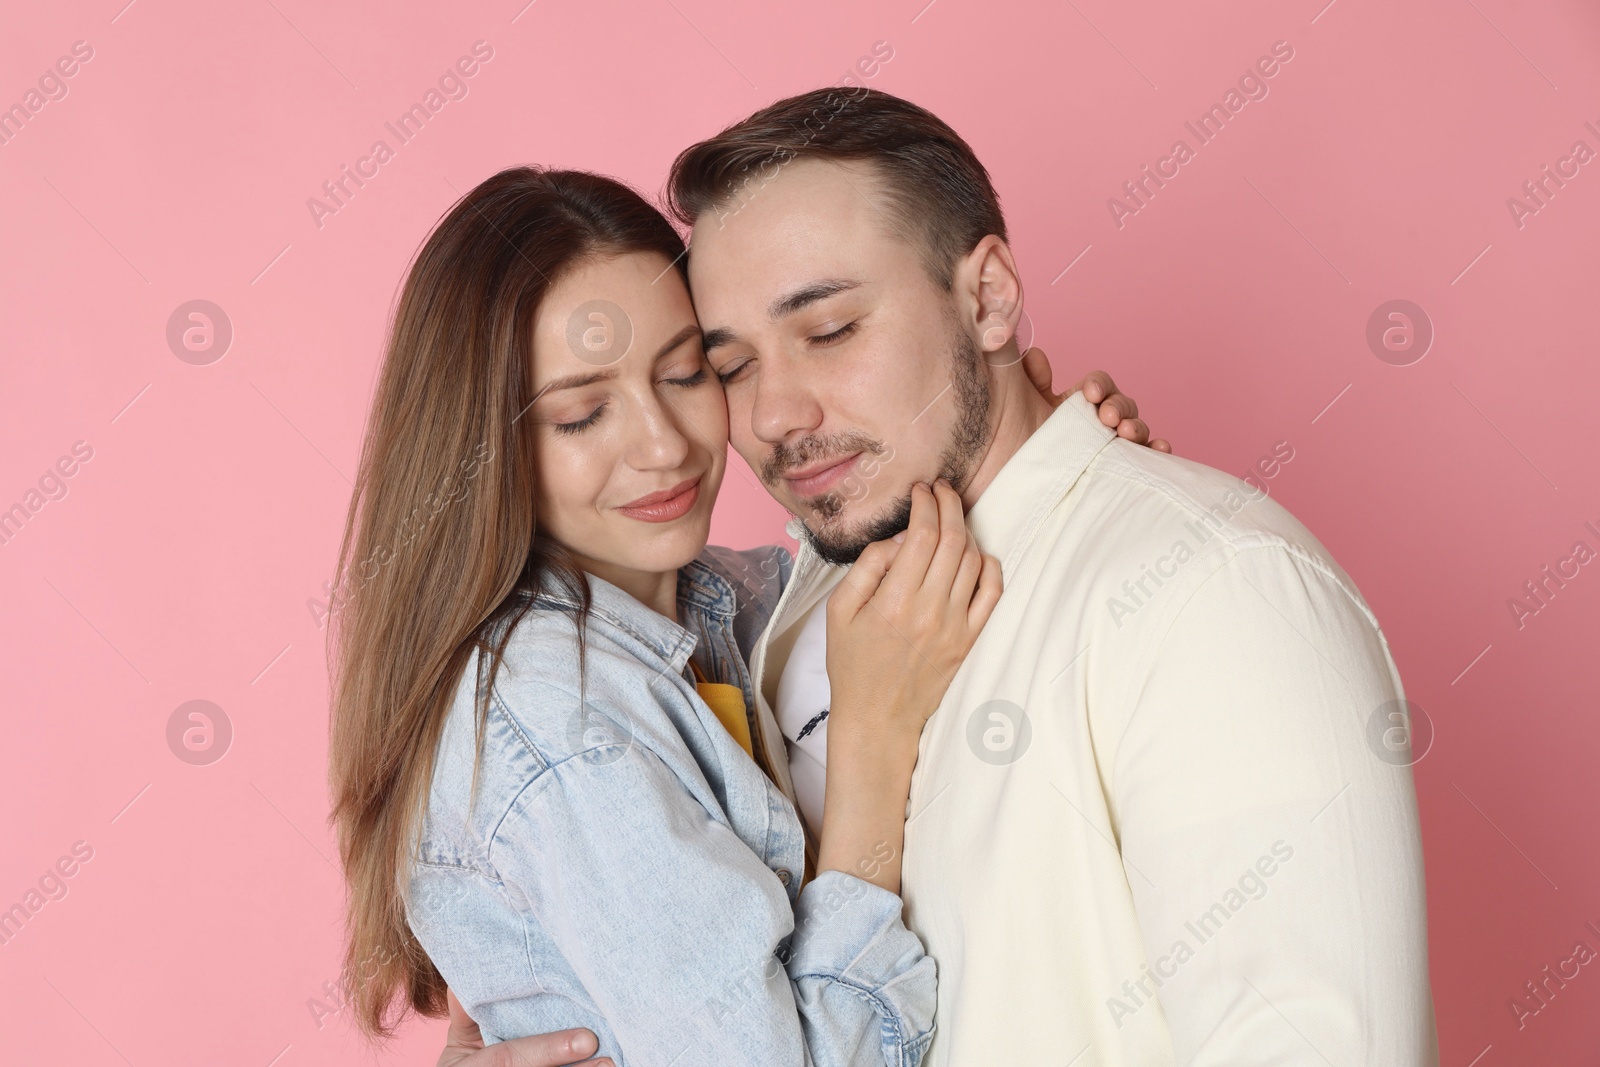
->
xmin=769 ymin=328 xmax=992 ymax=567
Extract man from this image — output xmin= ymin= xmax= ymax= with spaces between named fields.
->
xmin=448 ymin=88 xmax=1435 ymax=1065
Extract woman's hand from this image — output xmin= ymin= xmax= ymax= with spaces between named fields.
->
xmin=816 ymin=479 xmax=1001 ymax=894
xmin=825 ymin=479 xmax=1001 ymax=745
xmin=1021 ymin=347 xmax=1173 ymax=454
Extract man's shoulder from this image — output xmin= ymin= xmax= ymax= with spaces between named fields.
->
xmin=1037 ymin=437 xmax=1374 ymax=628
xmin=1075 ymin=435 xmax=1337 ymax=566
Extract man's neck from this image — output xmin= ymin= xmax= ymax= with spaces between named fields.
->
xmin=958 ymin=355 xmax=1055 ymax=510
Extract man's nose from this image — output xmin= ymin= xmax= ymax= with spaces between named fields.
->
xmin=749 ymin=355 xmax=823 ymax=445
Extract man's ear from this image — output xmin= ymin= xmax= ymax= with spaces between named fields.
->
xmin=952 ymin=235 xmax=1024 ymax=359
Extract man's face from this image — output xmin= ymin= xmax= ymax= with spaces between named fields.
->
xmin=688 ymin=158 xmax=991 ymax=564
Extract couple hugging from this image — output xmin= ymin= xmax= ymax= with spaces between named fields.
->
xmin=327 ymin=87 xmax=1435 ymax=1066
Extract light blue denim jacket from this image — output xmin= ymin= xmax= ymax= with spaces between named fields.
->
xmin=405 ymin=545 xmax=937 ymax=1067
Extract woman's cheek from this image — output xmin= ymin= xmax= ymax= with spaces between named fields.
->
xmin=692 ymin=380 xmax=731 ymax=450
xmin=535 ymin=434 xmax=598 ymax=521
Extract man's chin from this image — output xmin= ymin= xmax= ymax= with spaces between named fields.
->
xmin=796 ymin=493 xmax=913 ymax=567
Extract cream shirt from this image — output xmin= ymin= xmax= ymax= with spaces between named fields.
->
xmin=742 ymin=391 xmax=1437 ymax=1066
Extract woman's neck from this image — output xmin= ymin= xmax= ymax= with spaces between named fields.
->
xmin=575 ymin=555 xmax=680 ymax=622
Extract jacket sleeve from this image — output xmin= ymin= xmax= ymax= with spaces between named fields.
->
xmin=1113 ymin=545 xmax=1437 ymax=1065
xmin=487 ymin=725 xmax=936 ymax=1067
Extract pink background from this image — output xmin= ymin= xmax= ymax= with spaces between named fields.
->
xmin=2 ymin=0 xmax=1596 ymax=1063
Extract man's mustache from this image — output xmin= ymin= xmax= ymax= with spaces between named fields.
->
xmin=760 ymin=431 xmax=888 ymax=488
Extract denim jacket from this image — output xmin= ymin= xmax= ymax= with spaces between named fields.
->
xmin=405 ymin=545 xmax=937 ymax=1067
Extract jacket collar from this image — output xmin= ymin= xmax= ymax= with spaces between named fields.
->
xmin=965 ymin=390 xmax=1118 ymax=571
xmin=526 ymin=552 xmax=740 ymax=669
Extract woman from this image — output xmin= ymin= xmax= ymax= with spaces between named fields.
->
xmin=328 ymin=166 xmax=1157 ymax=1066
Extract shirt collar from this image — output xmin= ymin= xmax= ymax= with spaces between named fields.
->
xmin=966 ymin=390 xmax=1119 ymax=572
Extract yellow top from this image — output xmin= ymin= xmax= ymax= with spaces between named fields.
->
xmin=689 ymin=660 xmax=752 ymax=758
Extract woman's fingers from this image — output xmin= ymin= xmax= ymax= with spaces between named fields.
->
xmin=919 ymin=480 xmax=970 ymax=597
xmin=967 ymin=552 xmax=1004 ymax=631
xmin=949 ymin=529 xmax=985 ymax=609
xmin=828 ymin=537 xmax=899 ymax=622
xmin=1072 ymin=369 xmax=1115 ymax=404
xmin=1021 ymin=346 xmax=1055 ymax=400
xmin=876 ymin=481 xmax=940 ymax=604
xmin=1116 ymin=417 xmax=1151 ymax=445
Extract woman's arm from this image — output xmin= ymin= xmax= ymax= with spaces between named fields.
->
xmin=816 ymin=480 xmax=1000 ymax=897
xmin=487 ymin=719 xmax=933 ymax=1067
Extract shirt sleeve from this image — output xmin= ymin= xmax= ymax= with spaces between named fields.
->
xmin=1111 ymin=544 xmax=1438 ymax=1066
xmin=488 ymin=726 xmax=935 ymax=1067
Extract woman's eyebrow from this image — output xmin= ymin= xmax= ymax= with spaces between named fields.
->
xmin=532 ymin=370 xmax=616 ymax=402
xmin=652 ymin=323 xmax=702 ymax=362
xmin=531 ymin=324 xmax=702 ymax=399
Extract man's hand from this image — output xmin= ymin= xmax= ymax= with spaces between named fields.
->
xmin=1021 ymin=347 xmax=1173 ymax=454
xmin=438 ymin=989 xmax=613 ymax=1067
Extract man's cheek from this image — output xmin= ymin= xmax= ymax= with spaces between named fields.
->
xmin=726 ymin=402 xmax=764 ymax=471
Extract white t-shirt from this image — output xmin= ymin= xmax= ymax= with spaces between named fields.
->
xmin=773 ymin=602 xmax=830 ymax=833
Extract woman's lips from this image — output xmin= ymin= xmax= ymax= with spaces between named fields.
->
xmin=616 ymin=476 xmax=702 ymax=523
xmin=784 ymin=454 xmax=860 ymax=499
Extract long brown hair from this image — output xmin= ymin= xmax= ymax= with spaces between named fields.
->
xmin=327 ymin=166 xmax=686 ymax=1039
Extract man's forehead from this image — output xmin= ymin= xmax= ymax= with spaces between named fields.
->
xmin=685 ymin=158 xmax=901 ymax=306
xmin=695 ymin=160 xmax=893 ymax=255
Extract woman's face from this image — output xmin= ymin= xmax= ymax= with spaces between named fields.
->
xmin=529 ymin=251 xmax=728 ymax=595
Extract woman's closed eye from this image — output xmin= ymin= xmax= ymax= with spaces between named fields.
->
xmin=663 ymin=367 xmax=709 ymax=388
xmin=552 ymin=404 xmax=606 ymax=435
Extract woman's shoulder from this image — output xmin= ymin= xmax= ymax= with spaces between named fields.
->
xmin=696 ymin=543 xmax=793 ymax=660
xmin=423 ymin=611 xmax=664 ymax=856
xmin=444 ymin=591 xmax=715 ymax=791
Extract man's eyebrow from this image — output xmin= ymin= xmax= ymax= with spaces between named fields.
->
xmin=700 ymin=281 xmax=861 ymax=354
xmin=768 ymin=279 xmax=860 ymax=320
xmin=532 ymin=324 xmax=702 ymax=398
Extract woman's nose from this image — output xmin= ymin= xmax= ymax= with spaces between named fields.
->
xmin=627 ymin=396 xmax=694 ymax=470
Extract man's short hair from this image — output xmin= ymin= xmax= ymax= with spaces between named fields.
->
xmin=666 ymin=88 xmax=1007 ymax=288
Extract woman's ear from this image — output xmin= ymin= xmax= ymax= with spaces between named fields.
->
xmin=953 ymin=235 xmax=1024 ymax=357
